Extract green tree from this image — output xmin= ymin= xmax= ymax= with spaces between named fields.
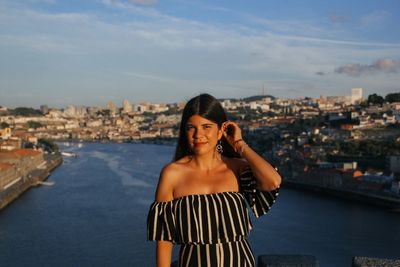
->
xmin=367 ymin=93 xmax=384 ymax=105
xmin=27 ymin=121 xmax=43 ymax=129
xmin=11 ymin=107 xmax=43 ymax=116
xmin=0 ymin=122 xmax=10 ymax=129
xmin=385 ymin=93 xmax=400 ymax=103
xmin=38 ymin=138 xmax=59 ymax=152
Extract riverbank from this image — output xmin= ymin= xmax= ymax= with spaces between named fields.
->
xmin=283 ymin=180 xmax=400 ymax=211
xmin=0 ymin=153 xmax=63 ymax=210
xmin=53 ymin=137 xmax=177 ymax=147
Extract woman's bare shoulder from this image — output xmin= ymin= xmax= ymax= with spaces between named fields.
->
xmin=162 ymin=156 xmax=191 ymax=175
xmin=155 ymin=158 xmax=190 ymax=202
xmin=223 ymin=157 xmax=249 ymax=176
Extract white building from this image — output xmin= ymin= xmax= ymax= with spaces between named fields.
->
xmin=63 ymin=105 xmax=87 ymax=118
xmin=107 ymin=101 xmax=118 ymax=115
xmin=351 ymin=88 xmax=363 ymax=105
xmin=122 ymin=100 xmax=132 ymax=113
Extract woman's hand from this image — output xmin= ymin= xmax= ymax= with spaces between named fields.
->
xmin=222 ymin=120 xmax=281 ymax=190
xmin=221 ymin=121 xmax=244 ymax=152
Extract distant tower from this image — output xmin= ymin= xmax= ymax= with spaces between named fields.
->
xmin=40 ymin=105 xmax=49 ymax=114
xmin=122 ymin=99 xmax=132 ymax=113
xmin=64 ymin=105 xmax=77 ymax=117
xmin=107 ymin=100 xmax=118 ymax=115
xmin=351 ymin=88 xmax=363 ymax=104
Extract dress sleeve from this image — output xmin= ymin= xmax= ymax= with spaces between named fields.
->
xmin=239 ymin=166 xmax=280 ymax=218
xmin=147 ymin=200 xmax=176 ymax=242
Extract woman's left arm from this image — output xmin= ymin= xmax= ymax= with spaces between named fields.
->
xmin=221 ymin=121 xmax=281 ymax=191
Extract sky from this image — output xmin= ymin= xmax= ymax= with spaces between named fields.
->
xmin=0 ymin=0 xmax=399 ymax=108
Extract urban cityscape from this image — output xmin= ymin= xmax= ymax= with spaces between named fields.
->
xmin=1 ymin=0 xmax=400 ymax=266
xmin=1 ymin=88 xmax=400 ymax=210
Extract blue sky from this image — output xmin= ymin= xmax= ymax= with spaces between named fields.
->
xmin=0 ymin=0 xmax=399 ymax=108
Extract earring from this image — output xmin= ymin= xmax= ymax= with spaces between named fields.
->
xmin=216 ymin=140 xmax=223 ymax=154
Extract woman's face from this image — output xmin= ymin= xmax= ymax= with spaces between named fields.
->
xmin=186 ymin=115 xmax=223 ymax=155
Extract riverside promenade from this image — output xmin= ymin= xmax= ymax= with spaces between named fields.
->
xmin=0 ymin=153 xmax=63 ymax=210
xmin=282 ymin=180 xmax=400 ymax=211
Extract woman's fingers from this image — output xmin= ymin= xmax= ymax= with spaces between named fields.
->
xmin=222 ymin=121 xmax=242 ymax=146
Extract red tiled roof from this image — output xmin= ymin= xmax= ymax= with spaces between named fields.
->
xmin=0 ymin=162 xmax=13 ymax=171
xmin=13 ymin=149 xmax=42 ymax=156
xmin=0 ymin=149 xmax=42 ymax=159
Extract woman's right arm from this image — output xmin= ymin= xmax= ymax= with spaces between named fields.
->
xmin=154 ymin=163 xmax=178 ymax=267
xmin=156 ymin=241 xmax=174 ymax=267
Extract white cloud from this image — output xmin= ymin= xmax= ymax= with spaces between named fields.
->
xmin=335 ymin=58 xmax=400 ymax=77
xmin=0 ymin=1 xmax=399 ymax=108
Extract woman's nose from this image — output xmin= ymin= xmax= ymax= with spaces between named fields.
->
xmin=193 ymin=128 xmax=203 ymax=138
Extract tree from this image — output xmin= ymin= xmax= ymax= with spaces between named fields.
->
xmin=0 ymin=122 xmax=10 ymax=129
xmin=38 ymin=139 xmax=59 ymax=152
xmin=27 ymin=121 xmax=43 ymax=129
xmin=11 ymin=107 xmax=43 ymax=116
xmin=367 ymin=93 xmax=384 ymax=105
xmin=385 ymin=93 xmax=400 ymax=103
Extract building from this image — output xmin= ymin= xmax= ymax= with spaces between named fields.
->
xmin=40 ymin=105 xmax=49 ymax=114
xmin=0 ymin=128 xmax=12 ymax=139
xmin=0 ymin=137 xmax=22 ymax=150
xmin=107 ymin=101 xmax=118 ymax=115
xmin=389 ymin=155 xmax=400 ymax=174
xmin=0 ymin=149 xmax=44 ymax=190
xmin=64 ymin=105 xmax=88 ymax=118
xmin=122 ymin=100 xmax=132 ymax=113
xmin=0 ymin=162 xmax=17 ymax=190
xmin=351 ymin=88 xmax=363 ymax=105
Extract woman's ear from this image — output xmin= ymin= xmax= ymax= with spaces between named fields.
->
xmin=217 ymin=128 xmax=223 ymax=140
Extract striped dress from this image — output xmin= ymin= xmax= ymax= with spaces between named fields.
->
xmin=147 ymin=167 xmax=280 ymax=267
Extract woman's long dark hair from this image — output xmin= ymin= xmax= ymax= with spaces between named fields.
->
xmin=174 ymin=94 xmax=240 ymax=161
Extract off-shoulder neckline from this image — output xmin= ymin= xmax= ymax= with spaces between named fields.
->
xmin=154 ymin=191 xmax=242 ymax=204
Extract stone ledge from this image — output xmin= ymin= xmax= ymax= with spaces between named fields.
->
xmin=352 ymin=256 xmax=400 ymax=267
xmin=258 ymin=254 xmax=320 ymax=267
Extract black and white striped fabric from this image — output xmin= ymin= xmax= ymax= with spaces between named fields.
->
xmin=147 ymin=168 xmax=279 ymax=267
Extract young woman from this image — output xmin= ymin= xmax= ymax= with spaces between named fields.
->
xmin=147 ymin=94 xmax=281 ymax=267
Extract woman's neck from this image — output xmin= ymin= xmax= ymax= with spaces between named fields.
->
xmin=191 ymin=151 xmax=222 ymax=172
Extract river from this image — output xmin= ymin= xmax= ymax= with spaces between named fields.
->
xmin=0 ymin=142 xmax=399 ymax=266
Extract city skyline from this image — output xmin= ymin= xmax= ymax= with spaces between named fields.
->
xmin=1 ymin=0 xmax=399 ymax=108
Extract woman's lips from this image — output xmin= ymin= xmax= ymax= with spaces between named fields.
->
xmin=194 ymin=142 xmax=207 ymax=147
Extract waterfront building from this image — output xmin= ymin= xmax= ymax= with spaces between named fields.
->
xmin=389 ymin=155 xmax=400 ymax=174
xmin=0 ymin=149 xmax=44 ymax=174
xmin=0 ymin=149 xmax=44 ymax=191
xmin=0 ymin=137 xmax=21 ymax=150
xmin=0 ymin=162 xmax=17 ymax=190
xmin=391 ymin=180 xmax=400 ymax=195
